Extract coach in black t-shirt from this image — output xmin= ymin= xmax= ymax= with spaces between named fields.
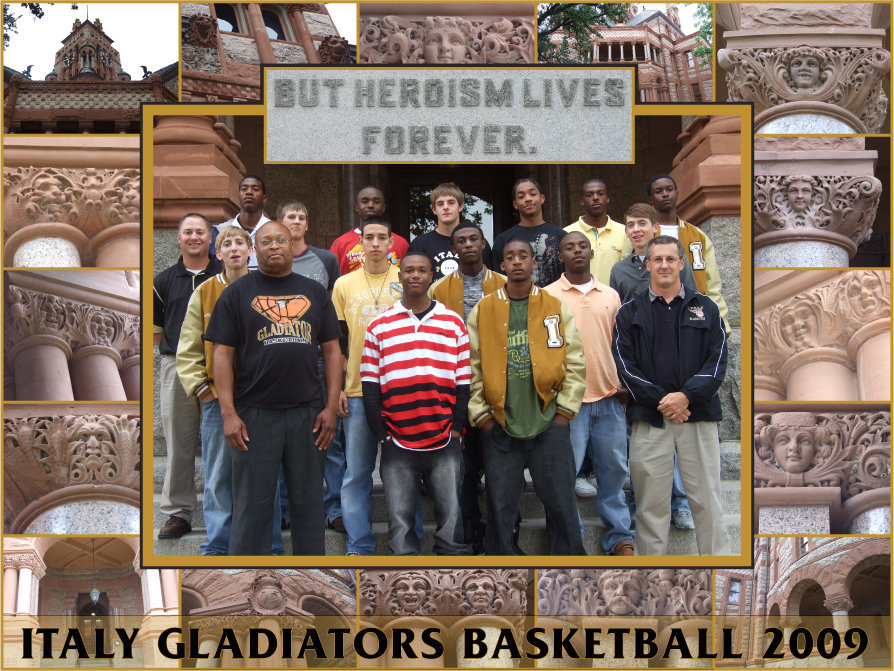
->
xmin=206 ymin=221 xmax=341 ymax=555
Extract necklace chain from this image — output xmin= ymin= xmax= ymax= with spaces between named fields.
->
xmin=363 ymin=268 xmax=390 ymax=309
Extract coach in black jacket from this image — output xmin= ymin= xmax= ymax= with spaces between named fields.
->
xmin=612 ymin=235 xmax=730 ymax=557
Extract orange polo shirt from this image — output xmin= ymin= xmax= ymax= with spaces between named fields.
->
xmin=544 ymin=274 xmax=621 ymax=403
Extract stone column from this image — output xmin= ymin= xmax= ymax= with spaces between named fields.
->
xmin=244 ymin=3 xmax=276 ymax=63
xmin=9 ymin=335 xmax=75 ymax=400
xmin=450 ymin=617 xmax=517 ymax=668
xmin=92 ymin=223 xmax=141 ymax=268
xmin=848 ymin=319 xmax=891 ymax=400
xmin=717 ymin=4 xmax=890 ymax=133
xmin=119 ymin=356 xmax=141 ymax=401
xmin=780 ymin=348 xmax=858 ymax=401
xmin=287 ymin=6 xmax=321 ymax=64
xmin=159 ymin=570 xmax=179 ymax=615
xmin=3 ymin=563 xmax=19 ymax=614
xmin=823 ymin=595 xmax=853 ymax=632
xmin=753 ymin=138 xmax=882 ymax=267
xmin=70 ymin=346 xmax=127 ymax=400
xmin=15 ymin=567 xmax=34 ymax=616
xmin=143 ymin=569 xmax=166 ymax=616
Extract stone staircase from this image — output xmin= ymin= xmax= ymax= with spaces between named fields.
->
xmin=152 ymin=440 xmax=742 ymax=557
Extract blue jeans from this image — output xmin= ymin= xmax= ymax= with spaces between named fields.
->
xmin=380 ymin=436 xmax=468 ymax=555
xmin=200 ymin=398 xmax=283 ymax=555
xmin=569 ymin=396 xmax=634 ymax=553
xmin=671 ymin=457 xmax=692 ymax=514
xmin=341 ymin=397 xmax=381 ymax=555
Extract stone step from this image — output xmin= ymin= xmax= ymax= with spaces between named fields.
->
xmin=152 ymin=513 xmax=741 ymax=557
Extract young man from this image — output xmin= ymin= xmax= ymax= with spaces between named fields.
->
xmin=409 ymin=182 xmax=494 ymax=281
xmin=361 ymin=252 xmax=471 ymax=555
xmin=279 ymin=200 xmax=344 ymax=532
xmin=176 ymin=226 xmax=283 ymax=555
xmin=205 ymin=221 xmax=341 ymax=555
xmin=330 ymin=186 xmax=410 ymax=275
xmin=468 ymin=238 xmax=586 ymax=555
xmin=610 ymin=202 xmax=699 ymax=531
xmin=612 ymin=235 xmax=730 ymax=556
xmin=492 ymin=179 xmax=566 ymax=288
xmin=332 ymin=216 xmax=404 ymax=555
xmin=280 ymin=200 xmax=340 ymax=291
xmin=645 ymin=174 xmax=730 ymax=330
xmin=429 ymin=221 xmax=507 ymax=551
xmin=214 ymin=174 xmax=272 ymax=265
xmin=153 ymin=213 xmax=222 ymax=539
xmin=545 ymin=232 xmax=634 ymax=556
xmin=564 ymin=177 xmax=627 ymax=284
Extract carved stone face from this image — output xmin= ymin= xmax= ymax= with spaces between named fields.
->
xmin=423 ymin=27 xmax=466 ymax=63
xmin=846 ymin=273 xmax=883 ymax=315
xmin=463 ymin=574 xmax=497 ymax=613
xmin=89 ymin=313 xmax=116 ymax=345
xmin=772 ymin=429 xmax=816 ymax=473
xmin=392 ymin=573 xmax=430 ymax=613
xmin=786 ymin=179 xmax=813 ymax=212
xmin=789 ymin=56 xmax=821 ymax=90
xmin=780 ymin=307 xmax=816 ymax=349
xmin=599 ymin=571 xmax=643 ymax=616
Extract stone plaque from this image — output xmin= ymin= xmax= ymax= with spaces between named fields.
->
xmin=266 ymin=68 xmax=634 ymax=162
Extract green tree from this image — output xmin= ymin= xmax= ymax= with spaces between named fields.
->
xmin=4 ymin=4 xmax=78 ymax=49
xmin=692 ymin=4 xmax=713 ymax=64
xmin=408 ymin=188 xmax=491 ymax=238
xmin=538 ymin=3 xmax=631 ymax=64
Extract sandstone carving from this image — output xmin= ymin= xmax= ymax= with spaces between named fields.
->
xmin=186 ymin=13 xmax=218 ymax=48
xmin=753 ymin=174 xmax=882 ymax=247
xmin=359 ymin=569 xmax=528 ymax=616
xmin=318 ymin=36 xmax=352 ymax=64
xmin=2 ymin=551 xmax=47 ymax=577
xmin=3 ymin=167 xmax=141 ymax=239
xmin=290 ymin=4 xmax=325 ymax=13
xmin=359 ymin=15 xmax=535 ymax=64
xmin=754 ymin=271 xmax=891 ymax=378
xmin=181 ymin=44 xmax=223 ymax=74
xmin=4 ymin=414 xmax=141 ymax=521
xmin=718 ymin=46 xmax=890 ymax=132
xmin=248 ymin=571 xmax=288 ymax=615
xmin=754 ymin=411 xmax=890 ymax=497
xmin=538 ymin=569 xmax=712 ymax=617
xmin=6 ymin=285 xmax=140 ymax=356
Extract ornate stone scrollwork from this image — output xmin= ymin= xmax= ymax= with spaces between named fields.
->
xmin=186 ymin=13 xmax=218 ymax=48
xmin=5 ymin=285 xmax=139 ymax=354
xmin=753 ymin=174 xmax=882 ymax=247
xmin=360 ymin=569 xmax=527 ymax=617
xmin=538 ymin=569 xmax=712 ymax=617
xmin=4 ymin=414 xmax=141 ymax=495
xmin=717 ymin=46 xmax=890 ymax=132
xmin=359 ymin=15 xmax=534 ymax=64
xmin=839 ymin=270 xmax=891 ymax=325
xmin=248 ymin=571 xmax=288 ymax=616
xmin=2 ymin=551 xmax=47 ymax=577
xmin=4 ymin=167 xmax=141 ymax=239
xmin=317 ymin=36 xmax=351 ymax=64
xmin=754 ymin=411 xmax=890 ymax=498
xmin=823 ymin=595 xmax=855 ymax=613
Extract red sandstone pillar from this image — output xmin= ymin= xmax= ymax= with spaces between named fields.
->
xmin=780 ymin=348 xmax=858 ymax=401
xmin=119 ymin=356 xmax=141 ymax=401
xmin=848 ymin=319 xmax=892 ymax=401
xmin=287 ymin=6 xmax=321 ymax=64
xmin=10 ymin=335 xmax=74 ymax=400
xmin=92 ymin=223 xmax=141 ymax=268
xmin=244 ymin=3 xmax=276 ymax=63
xmin=3 ymin=566 xmax=18 ymax=614
xmin=70 ymin=346 xmax=128 ymax=401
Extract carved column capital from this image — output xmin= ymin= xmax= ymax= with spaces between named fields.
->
xmin=718 ymin=46 xmax=890 ymax=132
xmin=823 ymin=595 xmax=854 ymax=613
xmin=2 ymin=552 xmax=46 ymax=578
xmin=754 ymin=410 xmax=890 ymax=500
xmin=754 ymin=175 xmax=882 ymax=257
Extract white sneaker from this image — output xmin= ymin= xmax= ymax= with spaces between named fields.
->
xmin=575 ymin=477 xmax=598 ymax=498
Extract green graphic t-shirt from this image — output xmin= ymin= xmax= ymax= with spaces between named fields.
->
xmin=504 ymin=297 xmax=555 ymax=438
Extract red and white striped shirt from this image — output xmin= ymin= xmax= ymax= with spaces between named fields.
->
xmin=361 ymin=301 xmax=471 ymax=450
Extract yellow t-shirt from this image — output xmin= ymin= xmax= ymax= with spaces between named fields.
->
xmin=331 ymin=266 xmax=402 ymax=397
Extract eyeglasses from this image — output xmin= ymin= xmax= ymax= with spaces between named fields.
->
xmin=258 ymin=237 xmax=289 ymax=248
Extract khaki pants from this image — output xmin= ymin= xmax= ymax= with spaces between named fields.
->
xmin=630 ymin=420 xmax=731 ymax=556
xmin=158 ymin=354 xmax=200 ymax=521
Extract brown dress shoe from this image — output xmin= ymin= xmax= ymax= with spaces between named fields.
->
xmin=158 ymin=515 xmax=191 ymax=539
xmin=612 ymin=540 xmax=635 ymax=556
xmin=327 ymin=516 xmax=346 ymax=533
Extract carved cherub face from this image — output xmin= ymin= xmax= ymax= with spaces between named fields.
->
xmin=780 ymin=306 xmax=816 ymax=349
xmin=598 ymin=571 xmax=644 ymax=616
xmin=463 ymin=574 xmax=497 ymax=613
xmin=392 ymin=573 xmax=430 ymax=613
xmin=89 ymin=313 xmax=116 ymax=344
xmin=423 ymin=26 xmax=466 ymax=63
xmin=786 ymin=179 xmax=813 ymax=212
xmin=788 ymin=55 xmax=821 ymax=90
xmin=846 ymin=273 xmax=883 ymax=315
xmin=772 ymin=429 xmax=816 ymax=473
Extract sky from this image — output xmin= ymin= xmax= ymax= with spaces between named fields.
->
xmin=3 ymin=3 xmax=179 ymax=77
xmin=640 ymin=3 xmax=699 ymax=35
xmin=325 ymin=3 xmax=357 ymax=46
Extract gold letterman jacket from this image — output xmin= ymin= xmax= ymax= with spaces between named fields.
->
xmin=429 ymin=267 xmax=507 ymax=317
xmin=467 ymin=285 xmax=586 ymax=429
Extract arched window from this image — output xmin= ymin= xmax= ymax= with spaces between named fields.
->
xmin=261 ymin=9 xmax=286 ymax=40
xmin=214 ymin=4 xmax=241 ymax=33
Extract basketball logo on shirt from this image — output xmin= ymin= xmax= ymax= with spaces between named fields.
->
xmin=251 ymin=295 xmax=310 ymax=324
